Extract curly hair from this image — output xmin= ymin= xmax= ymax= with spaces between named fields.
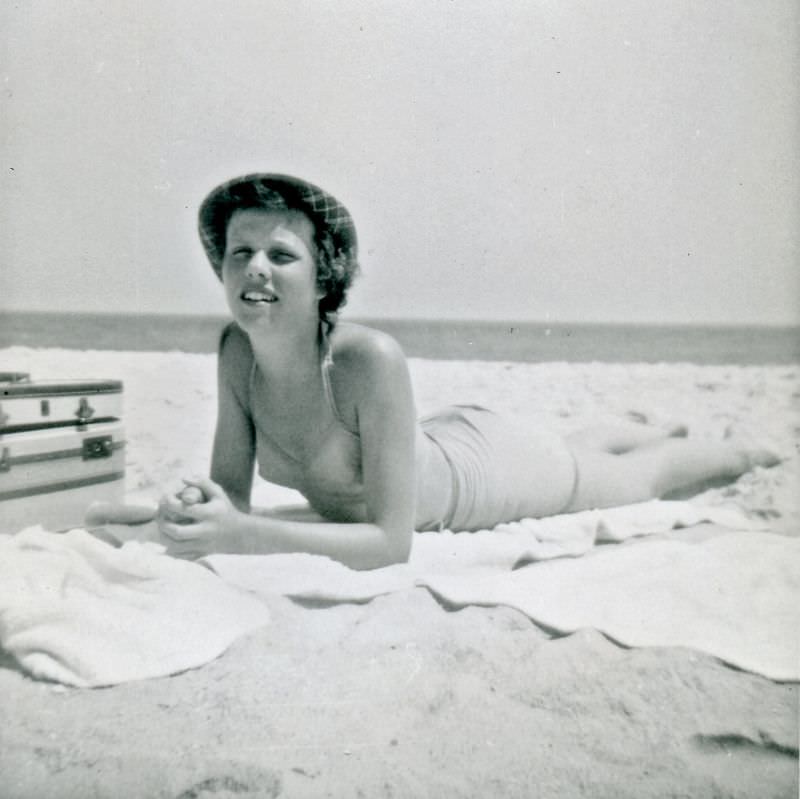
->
xmin=198 ymin=175 xmax=360 ymax=327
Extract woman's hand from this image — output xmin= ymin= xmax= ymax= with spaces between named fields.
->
xmin=157 ymin=476 xmax=243 ymax=559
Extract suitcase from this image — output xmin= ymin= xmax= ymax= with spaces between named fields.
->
xmin=0 ymin=375 xmax=125 ymax=534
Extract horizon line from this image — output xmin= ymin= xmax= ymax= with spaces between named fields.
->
xmin=1 ymin=308 xmax=798 ymax=331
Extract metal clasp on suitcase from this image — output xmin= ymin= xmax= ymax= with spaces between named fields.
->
xmin=75 ymin=397 xmax=96 ymax=427
xmin=82 ymin=435 xmax=113 ymax=460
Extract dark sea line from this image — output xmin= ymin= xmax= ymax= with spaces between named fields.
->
xmin=1 ymin=311 xmax=798 ymax=365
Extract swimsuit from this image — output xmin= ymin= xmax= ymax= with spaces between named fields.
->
xmin=418 ymin=405 xmax=577 ymax=531
xmin=224 ymin=325 xmax=578 ymax=531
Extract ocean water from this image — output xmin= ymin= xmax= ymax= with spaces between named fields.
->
xmin=1 ymin=311 xmax=797 ymax=365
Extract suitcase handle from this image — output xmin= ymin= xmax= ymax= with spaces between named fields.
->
xmin=0 ymin=372 xmax=30 ymax=384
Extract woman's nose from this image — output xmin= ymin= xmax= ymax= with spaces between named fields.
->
xmin=246 ymin=250 xmax=271 ymax=280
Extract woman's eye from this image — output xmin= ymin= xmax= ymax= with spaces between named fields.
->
xmin=269 ymin=250 xmax=296 ymax=264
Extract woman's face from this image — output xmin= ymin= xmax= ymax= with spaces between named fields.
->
xmin=221 ymin=208 xmax=323 ymax=335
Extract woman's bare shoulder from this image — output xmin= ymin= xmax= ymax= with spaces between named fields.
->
xmin=219 ymin=321 xmax=251 ymax=354
xmin=218 ymin=322 xmax=253 ymax=386
xmin=328 ymin=322 xmax=407 ymax=374
xmin=326 ymin=323 xmax=411 ymax=416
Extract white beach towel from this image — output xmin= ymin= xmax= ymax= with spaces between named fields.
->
xmin=1 ymin=502 xmax=796 ymax=686
xmin=0 ymin=527 xmax=269 ymax=688
xmin=421 ymin=533 xmax=800 ymax=682
xmin=204 ymin=501 xmax=766 ymax=599
xmin=205 ymin=502 xmax=800 ymax=682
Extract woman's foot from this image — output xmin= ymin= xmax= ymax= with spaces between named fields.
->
xmin=721 ymin=425 xmax=782 ymax=473
xmin=739 ymin=448 xmax=782 ymax=472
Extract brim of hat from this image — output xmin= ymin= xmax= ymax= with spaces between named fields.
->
xmin=197 ymin=173 xmax=357 ymax=274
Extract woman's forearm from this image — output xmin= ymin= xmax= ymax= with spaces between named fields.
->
xmin=225 ymin=511 xmax=412 ymax=570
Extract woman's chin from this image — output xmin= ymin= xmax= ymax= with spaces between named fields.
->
xmin=230 ymin=303 xmax=277 ymax=329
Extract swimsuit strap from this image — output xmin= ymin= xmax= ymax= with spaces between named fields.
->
xmin=320 ymin=330 xmax=360 ymax=437
xmin=247 ymin=352 xmax=258 ymax=403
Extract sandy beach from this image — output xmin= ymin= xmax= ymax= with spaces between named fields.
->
xmin=1 ymin=345 xmax=798 ymax=798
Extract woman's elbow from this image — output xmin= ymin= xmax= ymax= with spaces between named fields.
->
xmin=384 ymin=526 xmax=413 ymax=566
xmin=355 ymin=525 xmax=412 ymax=570
xmin=359 ymin=548 xmax=409 ymax=571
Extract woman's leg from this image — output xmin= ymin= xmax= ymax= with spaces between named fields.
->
xmin=566 ymin=437 xmax=779 ymax=512
xmin=566 ymin=419 xmax=687 ymax=454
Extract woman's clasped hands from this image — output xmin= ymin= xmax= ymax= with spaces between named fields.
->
xmin=157 ymin=477 xmax=242 ymax=559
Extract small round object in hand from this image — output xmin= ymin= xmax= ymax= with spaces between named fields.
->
xmin=179 ymin=485 xmax=205 ymax=506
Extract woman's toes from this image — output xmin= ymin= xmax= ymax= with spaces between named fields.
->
xmin=743 ymin=449 xmax=782 ymax=470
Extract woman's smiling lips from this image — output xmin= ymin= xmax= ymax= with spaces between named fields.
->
xmin=241 ymin=289 xmax=278 ymax=305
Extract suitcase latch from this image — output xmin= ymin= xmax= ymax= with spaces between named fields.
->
xmin=75 ymin=397 xmax=96 ymax=425
xmin=82 ymin=436 xmax=113 ymax=460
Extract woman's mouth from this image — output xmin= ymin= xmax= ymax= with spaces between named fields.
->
xmin=241 ymin=290 xmax=278 ymax=305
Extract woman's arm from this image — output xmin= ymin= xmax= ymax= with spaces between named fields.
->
xmin=158 ymin=324 xmax=255 ymax=530
xmin=209 ymin=327 xmax=256 ymax=512
xmin=161 ymin=329 xmax=418 ymax=570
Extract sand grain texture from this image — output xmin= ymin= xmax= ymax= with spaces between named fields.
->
xmin=1 ymin=346 xmax=798 ymax=798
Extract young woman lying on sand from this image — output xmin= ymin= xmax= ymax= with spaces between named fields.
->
xmin=136 ymin=173 xmax=776 ymax=569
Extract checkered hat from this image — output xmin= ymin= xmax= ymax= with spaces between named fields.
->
xmin=198 ymin=173 xmax=358 ymax=277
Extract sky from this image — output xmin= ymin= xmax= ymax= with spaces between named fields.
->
xmin=1 ymin=0 xmax=798 ymax=325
